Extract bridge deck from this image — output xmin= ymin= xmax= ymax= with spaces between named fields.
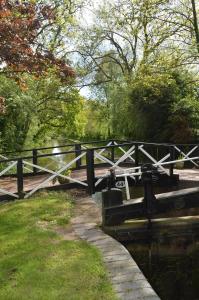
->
xmin=0 ymin=167 xmax=109 ymax=196
xmin=0 ymin=167 xmax=199 ymax=197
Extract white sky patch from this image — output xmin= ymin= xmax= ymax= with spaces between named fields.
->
xmin=79 ymin=0 xmax=110 ymax=27
xmin=78 ymin=0 xmax=103 ymax=98
xmin=79 ymin=86 xmax=92 ymax=98
xmin=79 ymin=2 xmax=96 ymax=26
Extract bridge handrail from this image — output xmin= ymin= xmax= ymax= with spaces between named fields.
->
xmin=0 ymin=141 xmax=135 ymax=163
xmin=1 ymin=139 xmax=199 ymax=157
xmin=0 ymin=139 xmax=123 ymax=156
xmin=0 ymin=138 xmax=199 ymax=201
xmin=0 ymin=140 xmax=198 ymax=170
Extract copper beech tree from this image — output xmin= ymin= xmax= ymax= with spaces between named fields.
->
xmin=0 ymin=0 xmax=75 ymax=100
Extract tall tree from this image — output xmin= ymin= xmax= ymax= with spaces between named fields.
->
xmin=70 ymin=0 xmax=199 ymax=141
xmin=191 ymin=0 xmax=199 ymax=53
xmin=0 ymin=73 xmax=85 ymax=151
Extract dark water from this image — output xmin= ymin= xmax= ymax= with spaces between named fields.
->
xmin=124 ymin=181 xmax=199 ymax=300
xmin=125 ymin=235 xmax=199 ymax=300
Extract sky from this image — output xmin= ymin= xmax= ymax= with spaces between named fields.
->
xmin=78 ymin=0 xmax=101 ymax=99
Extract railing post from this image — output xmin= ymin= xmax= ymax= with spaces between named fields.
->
xmin=86 ymin=149 xmax=95 ymax=194
xmin=135 ymin=144 xmax=139 ymax=183
xmin=75 ymin=144 xmax=82 ymax=169
xmin=169 ymin=146 xmax=175 ymax=177
xmin=111 ymin=140 xmax=115 ymax=162
xmin=17 ymin=158 xmax=24 ymax=198
xmin=135 ymin=144 xmax=139 ymax=167
xmin=33 ymin=149 xmax=38 ymax=175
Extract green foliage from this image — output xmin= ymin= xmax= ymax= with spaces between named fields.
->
xmin=81 ymin=65 xmax=199 ymax=143
xmin=126 ymin=68 xmax=199 ymax=142
xmin=89 ymin=62 xmax=199 ymax=143
xmin=52 ymin=169 xmax=72 ymax=185
xmin=0 ymin=73 xmax=86 ymax=152
xmin=0 ymin=0 xmax=199 ymax=148
xmin=27 ymin=77 xmax=86 ymax=142
xmin=0 ymin=76 xmax=34 ymax=151
xmin=84 ymin=99 xmax=111 ymax=140
xmin=70 ymin=0 xmax=199 ymax=143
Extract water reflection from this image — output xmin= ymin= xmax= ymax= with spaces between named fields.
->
xmin=125 ymin=232 xmax=199 ymax=300
xmin=38 ymin=140 xmax=74 ymax=171
xmin=52 ymin=143 xmax=65 ymax=168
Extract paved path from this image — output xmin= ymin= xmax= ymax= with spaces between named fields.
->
xmin=71 ymin=191 xmax=160 ymax=300
xmin=0 ymin=166 xmax=110 ymax=195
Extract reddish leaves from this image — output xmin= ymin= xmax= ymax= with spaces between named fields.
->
xmin=0 ymin=0 xmax=74 ymax=79
xmin=0 ymin=96 xmax=5 ymax=113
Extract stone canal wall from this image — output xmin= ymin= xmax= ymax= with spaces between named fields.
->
xmin=72 ymin=194 xmax=160 ymax=300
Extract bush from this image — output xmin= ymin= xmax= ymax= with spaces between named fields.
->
xmin=52 ymin=169 xmax=71 ymax=185
xmin=128 ymin=68 xmax=199 ymax=142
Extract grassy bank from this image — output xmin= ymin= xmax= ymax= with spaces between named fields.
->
xmin=0 ymin=191 xmax=117 ymax=300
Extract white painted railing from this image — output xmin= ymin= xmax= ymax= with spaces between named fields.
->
xmin=115 ymin=156 xmax=199 ymax=200
xmin=0 ymin=161 xmax=19 ymax=198
xmin=24 ymin=152 xmax=87 ymax=198
xmin=0 ymin=141 xmax=198 ymax=201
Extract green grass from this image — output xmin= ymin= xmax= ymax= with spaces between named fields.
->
xmin=0 ymin=191 xmax=117 ymax=300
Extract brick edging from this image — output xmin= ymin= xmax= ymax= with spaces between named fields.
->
xmin=73 ymin=221 xmax=160 ymax=300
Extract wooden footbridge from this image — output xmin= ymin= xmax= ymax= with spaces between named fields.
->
xmin=0 ymin=140 xmax=199 ymax=202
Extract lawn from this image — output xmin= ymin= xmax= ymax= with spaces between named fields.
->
xmin=0 ymin=191 xmax=117 ymax=300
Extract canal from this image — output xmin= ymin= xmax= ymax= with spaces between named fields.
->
xmin=116 ymin=182 xmax=199 ymax=300
xmin=125 ymin=232 xmax=199 ymax=300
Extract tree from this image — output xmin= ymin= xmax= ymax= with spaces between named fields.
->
xmin=72 ymin=0 xmax=187 ymax=88
xmin=149 ymin=0 xmax=199 ymax=65
xmin=0 ymin=72 xmax=86 ymax=151
xmin=0 ymin=1 xmax=75 ymax=80
xmin=0 ymin=75 xmax=33 ymax=151
xmin=69 ymin=0 xmax=199 ymax=143
xmin=29 ymin=75 xmax=86 ymax=142
xmin=191 ymin=0 xmax=199 ymax=54
xmin=0 ymin=1 xmax=92 ymax=150
xmin=127 ymin=67 xmax=199 ymax=142
xmin=83 ymin=99 xmax=110 ymax=140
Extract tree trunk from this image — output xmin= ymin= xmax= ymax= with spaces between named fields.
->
xmin=191 ymin=0 xmax=199 ymax=53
